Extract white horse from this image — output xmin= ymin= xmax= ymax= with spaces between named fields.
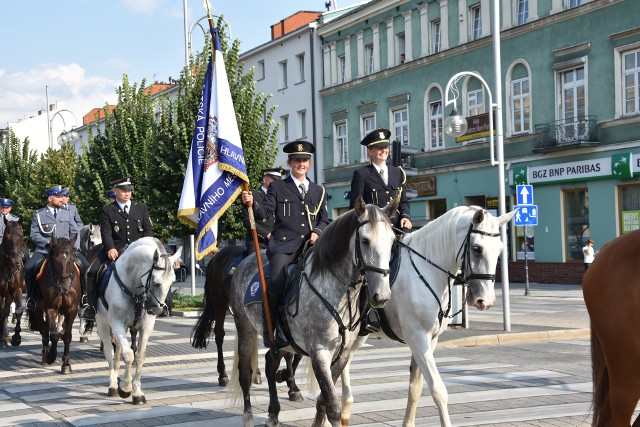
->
xmin=229 ymin=197 xmax=398 ymax=427
xmin=95 ymin=237 xmax=181 ymax=404
xmin=339 ymin=205 xmax=515 ymax=427
xmin=79 ymin=224 xmax=101 ymax=256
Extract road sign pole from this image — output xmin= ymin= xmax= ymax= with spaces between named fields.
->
xmin=524 ymin=235 xmax=530 ymax=296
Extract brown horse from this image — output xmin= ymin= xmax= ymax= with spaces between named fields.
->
xmin=583 ymin=230 xmax=640 ymax=427
xmin=27 ymin=235 xmax=81 ymax=374
xmin=191 ymin=246 xmax=303 ymax=399
xmin=0 ymin=217 xmax=26 ymax=347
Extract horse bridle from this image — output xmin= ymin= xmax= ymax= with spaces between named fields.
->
xmin=47 ymin=249 xmax=77 ymax=294
xmin=0 ymin=244 xmax=23 ymax=282
xmin=396 ymin=222 xmax=501 ymax=326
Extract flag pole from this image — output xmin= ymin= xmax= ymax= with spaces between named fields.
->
xmin=203 ymin=1 xmax=275 ymax=349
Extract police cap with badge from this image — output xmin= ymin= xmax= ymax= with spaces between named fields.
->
xmin=0 ymin=198 xmax=13 ymax=207
xmin=262 ymin=167 xmax=284 ymax=180
xmin=283 ymin=140 xmax=315 ymax=159
xmin=106 ymin=190 xmax=116 ymax=199
xmin=60 ymin=188 xmax=70 ymax=197
xmin=46 ymin=185 xmax=65 ymax=197
xmin=111 ymin=177 xmax=134 ymax=191
xmin=361 ymin=128 xmax=391 ymax=148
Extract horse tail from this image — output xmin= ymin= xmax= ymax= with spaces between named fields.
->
xmin=191 ymin=271 xmax=215 ymax=349
xmin=228 ymin=332 xmax=259 ymax=407
xmin=591 ymin=324 xmax=608 ymax=426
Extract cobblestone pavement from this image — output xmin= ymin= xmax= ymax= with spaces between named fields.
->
xmin=1 ymin=280 xmax=637 ymax=426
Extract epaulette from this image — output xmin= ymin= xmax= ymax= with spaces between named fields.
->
xmin=6 ymin=213 xmax=19 ymax=221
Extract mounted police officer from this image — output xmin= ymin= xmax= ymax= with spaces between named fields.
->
xmin=82 ymin=177 xmax=154 ymax=320
xmin=0 ymin=198 xmax=20 ymax=245
xmin=25 ymin=186 xmax=88 ymax=311
xmin=106 ymin=189 xmax=116 ymax=204
xmin=241 ymin=140 xmax=329 ymax=346
xmin=242 ymin=167 xmax=284 ymax=254
xmin=350 ymin=128 xmax=412 ymax=333
xmin=60 ymin=188 xmax=83 ymax=230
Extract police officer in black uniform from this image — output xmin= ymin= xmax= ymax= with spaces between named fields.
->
xmin=0 ymin=198 xmax=20 ymax=245
xmin=25 ymin=186 xmax=88 ymax=310
xmin=241 ymin=141 xmax=329 ymax=346
xmin=242 ymin=167 xmax=284 ymax=254
xmin=82 ymin=177 xmax=154 ymax=320
xmin=350 ymin=128 xmax=413 ymax=333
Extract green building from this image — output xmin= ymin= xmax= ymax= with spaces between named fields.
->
xmin=317 ymin=0 xmax=640 ymax=283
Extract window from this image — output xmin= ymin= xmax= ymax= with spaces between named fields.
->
xmin=559 ymin=66 xmax=586 ymax=140
xmin=470 ymin=5 xmax=482 ymax=40
xmin=365 ymin=44 xmax=374 ymax=75
xmin=623 ymin=49 xmax=640 ymax=116
xmin=511 ymin=77 xmax=530 ymax=134
xmin=279 ymin=61 xmax=288 ymax=89
xmin=516 ymin=0 xmax=529 ymax=25
xmin=360 ymin=114 xmax=376 ymax=162
xmin=564 ymin=188 xmax=589 ymax=261
xmin=338 ymin=55 xmax=346 ymax=83
xmin=296 ymin=54 xmax=305 ymax=83
xmin=393 ymin=107 xmax=409 ymax=145
xmin=428 ymin=199 xmax=447 ymax=221
xmin=467 ymin=89 xmax=485 ymax=117
xmin=335 ymin=122 xmax=348 ymax=165
xmin=281 ymin=115 xmax=289 ymax=143
xmin=619 ymin=184 xmax=640 ymax=233
xmin=396 ymin=32 xmax=406 ymax=64
xmin=431 ymin=20 xmax=441 ymax=54
xmin=568 ymin=0 xmax=581 ymax=7
xmin=298 ymin=110 xmax=307 ymax=139
xmin=256 ymin=60 xmax=265 ymax=80
xmin=428 ymin=101 xmax=443 ymax=150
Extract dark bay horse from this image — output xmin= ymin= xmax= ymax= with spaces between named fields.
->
xmin=191 ymin=245 xmax=304 ymax=400
xmin=0 ymin=217 xmax=26 ymax=347
xmin=27 ymin=236 xmax=81 ymax=373
xmin=583 ymin=230 xmax=640 ymax=426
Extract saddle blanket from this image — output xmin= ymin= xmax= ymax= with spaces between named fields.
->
xmin=244 ymin=263 xmax=271 ymax=306
xmin=35 ymin=259 xmax=81 ymax=282
xmin=226 ymin=254 xmax=245 ymax=279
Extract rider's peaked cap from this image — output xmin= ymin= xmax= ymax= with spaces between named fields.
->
xmin=0 ymin=198 xmax=13 ymax=207
xmin=61 ymin=188 xmax=70 ymax=196
xmin=45 ymin=185 xmax=64 ymax=197
xmin=361 ymin=128 xmax=391 ymax=148
xmin=262 ymin=167 xmax=284 ymax=180
xmin=283 ymin=140 xmax=315 ymax=159
xmin=106 ymin=190 xmax=116 ymax=198
xmin=111 ymin=177 xmax=134 ymax=191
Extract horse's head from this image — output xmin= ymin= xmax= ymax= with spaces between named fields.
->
xmin=48 ymin=235 xmax=78 ymax=293
xmin=144 ymin=246 xmax=182 ymax=316
xmin=459 ymin=207 xmax=515 ymax=310
xmin=2 ymin=217 xmax=24 ymax=264
xmin=352 ymin=196 xmax=396 ymax=308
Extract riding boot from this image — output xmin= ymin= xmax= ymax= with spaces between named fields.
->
xmin=25 ymin=278 xmax=36 ymax=311
xmin=82 ymin=273 xmax=97 ymax=320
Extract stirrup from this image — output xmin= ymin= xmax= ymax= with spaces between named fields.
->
xmin=364 ymin=309 xmax=381 ymax=333
xmin=26 ymin=298 xmax=37 ymax=311
xmin=80 ymin=294 xmax=89 ymax=307
xmin=81 ymin=305 xmax=96 ymax=320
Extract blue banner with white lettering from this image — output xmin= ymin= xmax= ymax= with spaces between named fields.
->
xmin=178 ymin=28 xmax=248 ymax=259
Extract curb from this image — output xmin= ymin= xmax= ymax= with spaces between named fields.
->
xmin=171 ymin=310 xmax=204 ymax=318
xmin=438 ymin=328 xmax=590 ymax=348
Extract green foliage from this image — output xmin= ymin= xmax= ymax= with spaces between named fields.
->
xmin=171 ymin=291 xmax=204 ymax=311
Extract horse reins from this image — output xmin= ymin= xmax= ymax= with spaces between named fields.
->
xmin=0 ymin=246 xmax=22 ymax=282
xmin=394 ymin=222 xmax=500 ymax=328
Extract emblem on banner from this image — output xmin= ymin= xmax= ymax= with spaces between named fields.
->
xmin=204 ymin=115 xmax=219 ymax=171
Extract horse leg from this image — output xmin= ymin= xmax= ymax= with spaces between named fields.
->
xmin=111 ymin=324 xmax=134 ymax=399
xmin=234 ymin=321 xmax=259 ymax=426
xmin=340 ymin=335 xmax=367 ymax=425
xmin=278 ymin=352 xmax=303 ymax=402
xmin=213 ymin=307 xmax=229 ymax=386
xmin=10 ymin=289 xmax=23 ymax=347
xmin=130 ymin=327 xmax=138 ymax=354
xmin=311 ymin=350 xmax=343 ymax=427
xmin=97 ymin=319 xmax=119 ymax=397
xmin=44 ymin=310 xmax=59 ymax=365
xmin=60 ymin=312 xmax=76 ymax=374
xmin=131 ymin=325 xmax=153 ymax=405
xmin=265 ymin=348 xmax=285 ymax=427
xmin=403 ymin=356 xmax=424 ymax=427
xmin=0 ymin=305 xmax=8 ymax=347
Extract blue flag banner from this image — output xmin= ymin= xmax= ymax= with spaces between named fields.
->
xmin=178 ymin=28 xmax=248 ymax=259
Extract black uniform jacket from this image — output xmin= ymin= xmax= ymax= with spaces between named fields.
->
xmin=252 ymin=176 xmax=329 ymax=256
xmin=242 ymin=187 xmax=274 ymax=245
xmin=349 ymin=164 xmax=411 ymax=226
xmin=100 ymin=200 xmax=154 ymax=254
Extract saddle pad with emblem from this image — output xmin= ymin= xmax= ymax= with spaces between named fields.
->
xmin=244 ymin=263 xmax=272 ymax=306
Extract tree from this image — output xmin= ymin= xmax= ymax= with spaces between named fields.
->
xmin=0 ymin=131 xmax=39 ymax=223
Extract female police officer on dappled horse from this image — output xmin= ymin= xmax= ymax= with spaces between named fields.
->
xmin=241 ymin=140 xmax=329 ymax=346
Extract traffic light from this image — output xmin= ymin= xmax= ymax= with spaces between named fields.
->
xmin=391 ymin=139 xmax=419 ymax=177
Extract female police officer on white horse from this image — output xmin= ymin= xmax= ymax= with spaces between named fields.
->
xmin=241 ymin=140 xmax=329 ymax=346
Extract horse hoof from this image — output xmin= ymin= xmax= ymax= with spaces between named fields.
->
xmin=79 ymin=336 xmax=88 ymax=343
xmin=61 ymin=365 xmax=72 ymax=375
xmin=118 ymin=387 xmax=131 ymax=399
xmin=218 ymin=375 xmax=229 ymax=387
xmin=132 ymin=395 xmax=146 ymax=405
xmin=107 ymin=388 xmax=118 ymax=397
xmin=288 ymin=390 xmax=304 ymax=402
xmin=253 ymin=373 xmax=262 ymax=385
xmin=10 ymin=335 xmax=21 ymax=347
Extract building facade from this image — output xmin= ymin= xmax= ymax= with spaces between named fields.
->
xmin=318 ymin=0 xmax=640 ymax=283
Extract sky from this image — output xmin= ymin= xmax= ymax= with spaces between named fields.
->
xmin=0 ymin=0 xmax=366 ymax=128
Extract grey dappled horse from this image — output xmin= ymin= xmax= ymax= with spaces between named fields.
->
xmin=339 ymin=206 xmax=516 ymax=427
xmin=94 ymin=237 xmax=181 ymax=404
xmin=229 ymin=197 xmax=398 ymax=427
xmin=79 ymin=224 xmax=101 ymax=256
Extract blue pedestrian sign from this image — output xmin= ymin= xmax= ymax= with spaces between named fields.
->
xmin=516 ymin=185 xmax=534 ymax=205
xmin=514 ymin=204 xmax=538 ymax=226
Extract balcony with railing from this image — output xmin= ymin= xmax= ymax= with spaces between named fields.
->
xmin=533 ymin=116 xmax=599 ymax=152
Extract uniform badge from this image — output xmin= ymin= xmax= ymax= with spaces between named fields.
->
xmin=379 ymin=131 xmax=385 ymax=139
xmin=114 ymin=225 xmax=120 ymax=233
xmin=297 ymin=143 xmax=303 ymax=152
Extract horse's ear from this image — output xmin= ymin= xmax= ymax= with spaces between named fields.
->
xmin=355 ymin=196 xmax=366 ymax=217
xmin=472 ymin=208 xmax=485 ymax=225
xmin=153 ymin=249 xmax=159 ymax=263
xmin=17 ymin=217 xmax=23 ymax=226
xmin=385 ymin=195 xmax=400 ymax=219
xmin=499 ymin=210 xmax=517 ymax=226
xmin=170 ymin=247 xmax=183 ymax=265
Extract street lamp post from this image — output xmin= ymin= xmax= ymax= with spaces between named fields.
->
xmin=49 ymin=109 xmax=80 ymax=148
xmin=443 ymin=0 xmax=511 ymax=331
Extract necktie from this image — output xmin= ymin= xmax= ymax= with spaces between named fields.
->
xmin=380 ymin=169 xmax=387 ymax=185
xmin=299 ymin=183 xmax=306 ymax=199
xmin=124 ymin=205 xmax=129 ymax=216
xmin=53 ymin=209 xmax=57 ymax=219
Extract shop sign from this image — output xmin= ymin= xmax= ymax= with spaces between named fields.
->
xmin=455 ymin=111 xmax=496 ymax=143
xmin=406 ymin=175 xmax=436 ymax=197
xmin=621 ymin=210 xmax=640 ymax=234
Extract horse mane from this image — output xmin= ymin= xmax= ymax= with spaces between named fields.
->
xmin=125 ymin=237 xmax=173 ymax=280
xmin=310 ymin=204 xmax=390 ymax=278
xmin=403 ymin=205 xmax=483 ymax=258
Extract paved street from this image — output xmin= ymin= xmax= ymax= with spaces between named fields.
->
xmin=1 ymin=280 xmax=638 ymax=426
